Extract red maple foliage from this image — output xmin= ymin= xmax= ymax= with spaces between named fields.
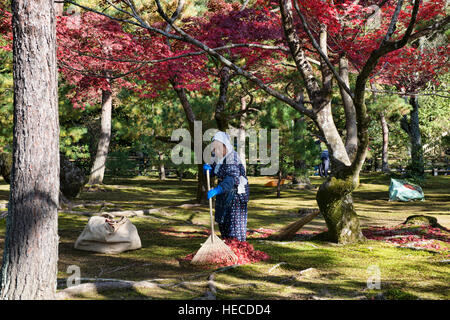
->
xmin=376 ymin=45 xmax=449 ymax=93
xmin=0 ymin=8 xmax=12 ymax=50
xmin=180 ymin=238 xmax=270 ymax=267
xmin=2 ymin=1 xmax=446 ymax=107
xmin=56 ymin=12 xmax=145 ymax=108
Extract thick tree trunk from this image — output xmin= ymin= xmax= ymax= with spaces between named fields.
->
xmin=339 ymin=57 xmax=358 ymax=161
xmin=215 ymin=66 xmax=232 ymax=132
xmin=158 ymin=152 xmax=166 ymax=180
xmin=276 ymin=169 xmax=282 ymax=198
xmin=55 ymin=2 xmax=64 ymax=16
xmin=316 ymin=176 xmax=364 ymax=244
xmin=408 ymin=96 xmax=424 ymax=177
xmin=0 ymin=0 xmax=59 ymax=299
xmin=238 ymin=96 xmax=247 ymax=171
xmin=380 ymin=111 xmax=390 ymax=172
xmin=170 ymin=80 xmax=207 ymax=204
xmin=292 ymin=117 xmax=311 ymax=187
xmin=88 ymin=88 xmax=113 ymax=185
xmin=196 ymin=165 xmax=207 ymax=203
xmin=279 ymin=1 xmax=364 ymax=243
xmin=370 ymin=82 xmax=389 ymax=173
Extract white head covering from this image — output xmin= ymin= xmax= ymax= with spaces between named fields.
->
xmin=212 ymin=131 xmax=234 ymax=156
xmin=212 ymin=131 xmax=233 ymax=174
xmin=211 ymin=131 xmax=248 ymax=194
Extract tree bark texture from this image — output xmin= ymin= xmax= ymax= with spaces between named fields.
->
xmin=170 ymin=80 xmax=207 ymax=204
xmin=238 ymin=95 xmax=247 ymax=171
xmin=401 ymin=96 xmax=424 ymax=177
xmin=380 ymin=111 xmax=390 ymax=172
xmin=158 ymin=152 xmax=166 ymax=180
xmin=280 ymin=0 xmax=364 ymax=243
xmin=339 ymin=57 xmax=358 ymax=162
xmin=1 ymin=0 xmax=59 ymax=300
xmin=88 ymin=88 xmax=113 ymax=185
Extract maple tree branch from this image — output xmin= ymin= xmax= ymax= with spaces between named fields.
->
xmin=355 ymin=0 xmax=421 ymax=103
xmin=292 ymin=0 xmax=354 ymax=100
xmin=394 ymin=0 xmax=421 ymax=47
xmin=104 ymin=0 xmax=134 ymax=18
xmin=152 ymin=0 xmax=315 ymax=119
xmin=351 ymin=0 xmax=421 ymax=175
xmin=382 ymin=0 xmax=404 ymax=44
xmin=57 ymin=1 xmax=141 ymax=29
xmin=225 ymin=106 xmax=261 ymax=121
xmin=59 ymin=0 xmax=184 ymax=41
xmin=408 ymin=15 xmax=450 ymax=43
xmin=278 ymin=0 xmax=325 ymax=111
xmin=58 ymin=0 xmax=314 ymax=118
xmin=240 ymin=0 xmax=250 ymax=11
xmin=366 ymin=88 xmax=450 ymax=99
xmin=58 ymin=56 xmax=146 ymax=80
xmin=170 ymin=0 xmax=185 ymax=22
xmin=59 ymin=42 xmax=289 ymax=65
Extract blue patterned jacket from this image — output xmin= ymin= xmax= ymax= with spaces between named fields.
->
xmin=210 ymin=151 xmax=249 ymax=223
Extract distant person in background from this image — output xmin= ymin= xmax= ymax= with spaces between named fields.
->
xmin=319 ymin=149 xmax=330 ymax=177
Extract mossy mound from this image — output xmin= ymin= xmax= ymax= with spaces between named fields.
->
xmin=403 ymin=215 xmax=438 ymax=227
xmin=402 ymin=215 xmax=448 ymax=231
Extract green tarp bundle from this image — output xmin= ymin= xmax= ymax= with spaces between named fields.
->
xmin=389 ymin=178 xmax=425 ymax=202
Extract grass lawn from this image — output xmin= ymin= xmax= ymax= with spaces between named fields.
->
xmin=0 ymin=173 xmax=448 ymax=300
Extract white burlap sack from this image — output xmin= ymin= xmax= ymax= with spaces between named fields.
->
xmin=74 ymin=214 xmax=142 ymax=254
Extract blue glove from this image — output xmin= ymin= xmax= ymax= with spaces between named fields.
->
xmin=207 ymin=185 xmax=223 ymax=200
xmin=203 ymin=163 xmax=212 ymax=174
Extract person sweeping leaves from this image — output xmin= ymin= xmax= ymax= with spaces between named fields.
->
xmin=203 ymin=131 xmax=249 ymax=242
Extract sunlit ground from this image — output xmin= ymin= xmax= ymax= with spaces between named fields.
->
xmin=0 ymin=173 xmax=448 ymax=300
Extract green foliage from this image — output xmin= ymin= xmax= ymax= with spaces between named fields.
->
xmin=105 ymin=149 xmax=137 ymax=176
xmin=365 ymin=92 xmax=410 ymax=169
xmin=418 ymin=73 xmax=450 ymax=165
xmin=258 ymin=98 xmax=320 ymax=178
xmin=58 ymin=84 xmax=102 ymax=172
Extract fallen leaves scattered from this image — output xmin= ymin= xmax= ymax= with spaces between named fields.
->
xmin=362 ymin=225 xmax=450 ymax=253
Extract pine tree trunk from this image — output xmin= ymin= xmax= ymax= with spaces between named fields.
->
xmin=170 ymin=80 xmax=207 ymax=204
xmin=409 ymin=96 xmax=424 ymax=177
xmin=215 ymin=66 xmax=231 ymax=132
xmin=1 ymin=0 xmax=59 ymax=299
xmin=158 ymin=152 xmax=166 ymax=180
xmin=238 ymin=96 xmax=247 ymax=172
xmin=88 ymin=88 xmax=112 ymax=185
xmin=380 ymin=111 xmax=390 ymax=172
xmin=276 ymin=169 xmax=282 ymax=198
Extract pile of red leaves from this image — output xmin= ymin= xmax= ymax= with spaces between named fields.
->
xmin=224 ymin=238 xmax=270 ymax=265
xmin=179 ymin=238 xmax=270 ymax=268
xmin=362 ymin=225 xmax=450 ymax=253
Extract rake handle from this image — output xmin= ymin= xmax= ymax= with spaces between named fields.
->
xmin=206 ymin=169 xmax=215 ymax=243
